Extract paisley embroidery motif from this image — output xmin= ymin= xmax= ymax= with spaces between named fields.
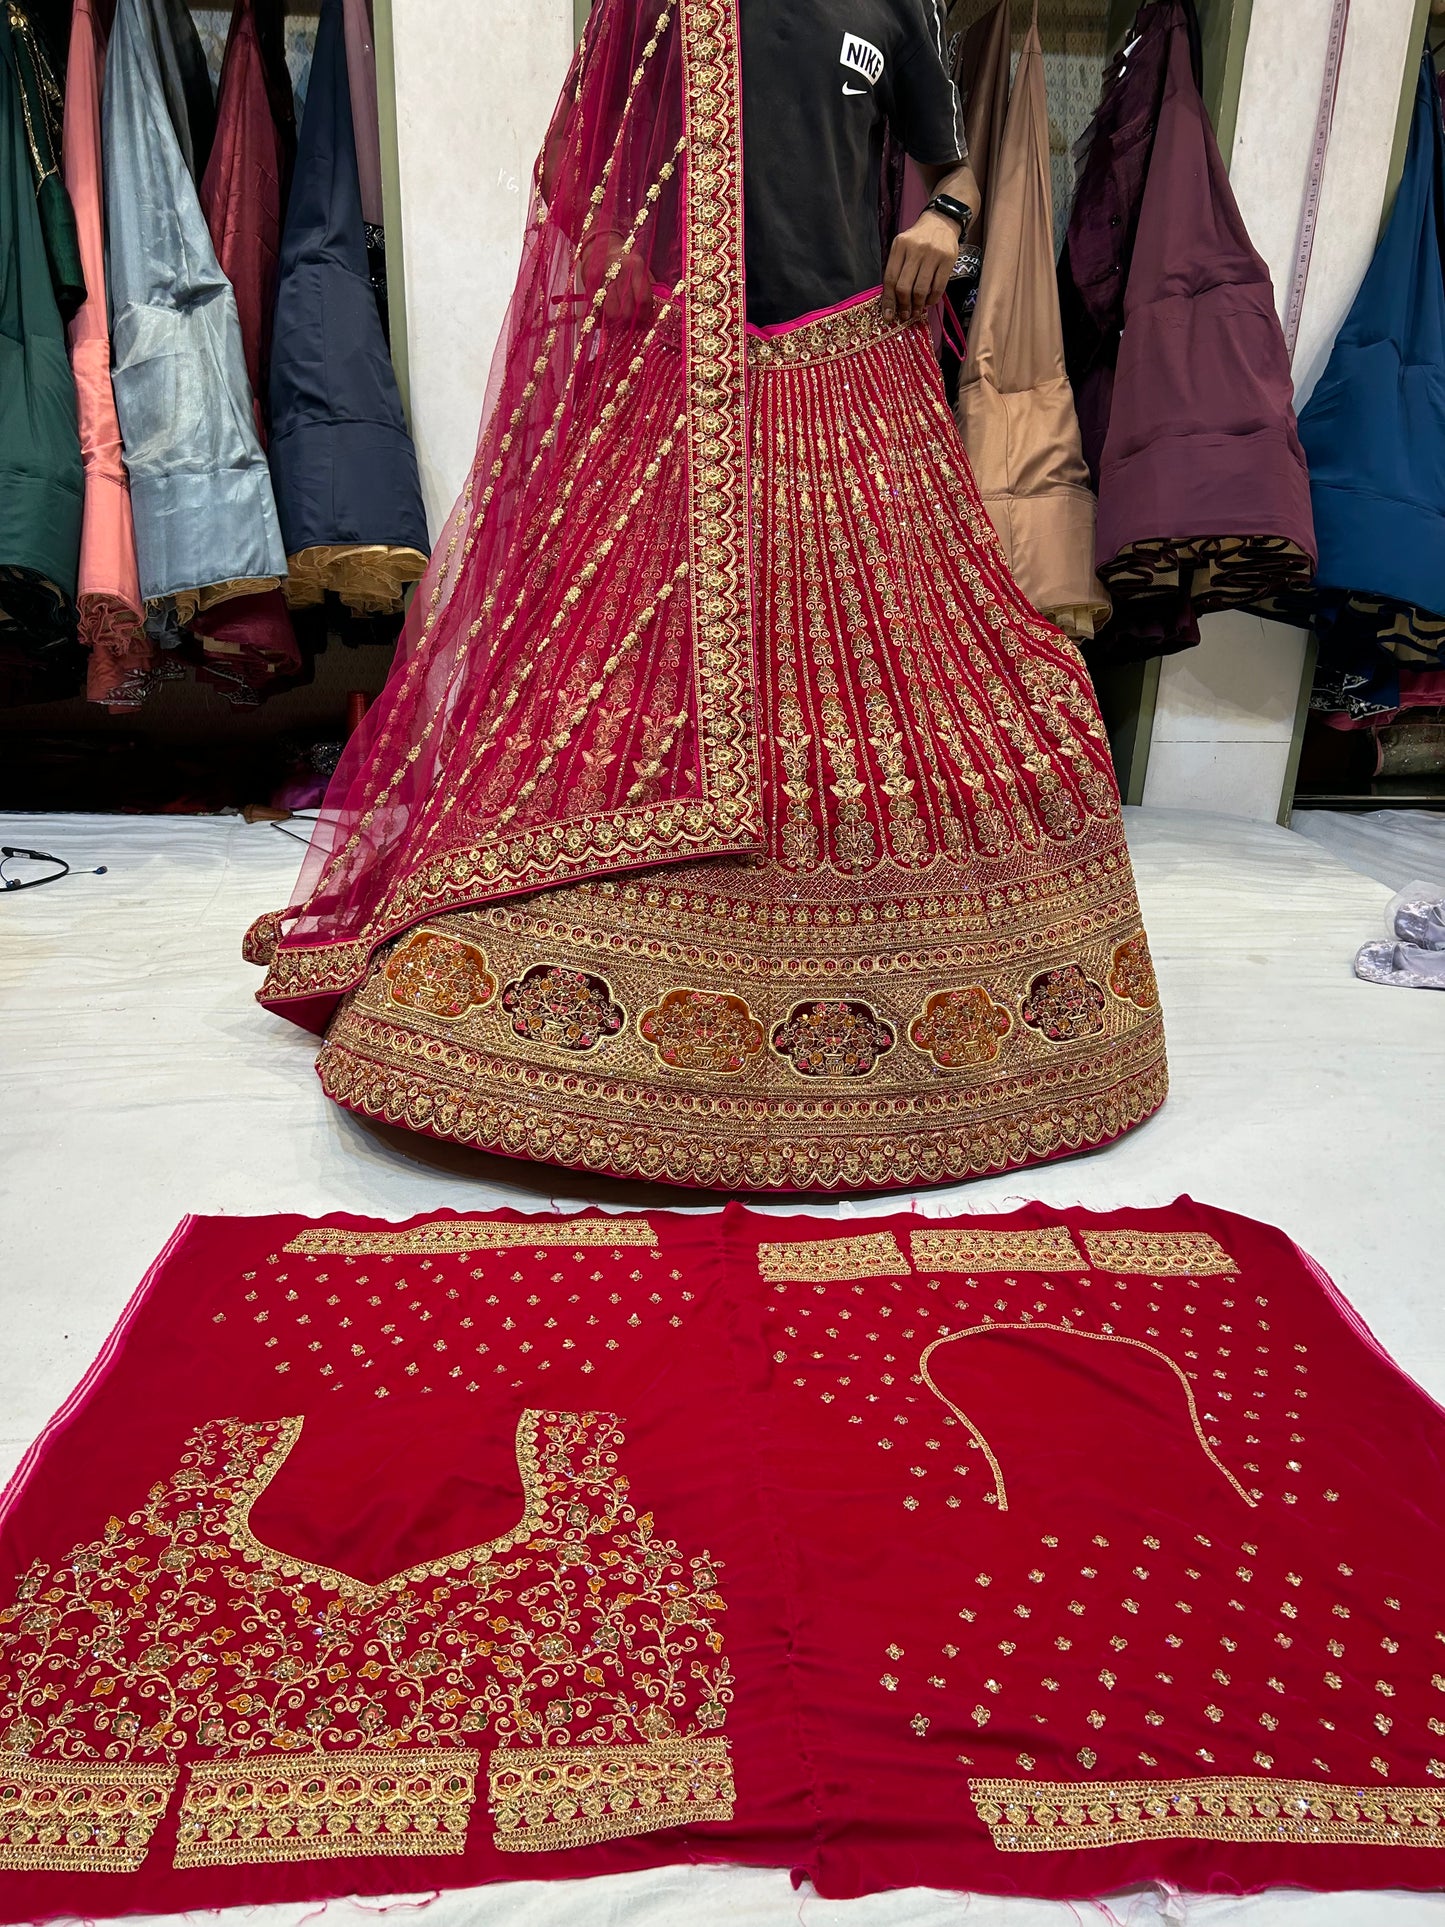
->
xmin=639 ymin=988 xmax=765 ymax=1073
xmin=771 ymin=999 xmax=896 ymax=1077
xmin=1109 ymin=932 xmax=1160 ymax=1009
xmin=385 ymin=931 xmax=497 ymax=1019
xmin=500 ymin=966 xmax=625 ymax=1051
xmin=1020 ymin=964 xmax=1107 ymax=1042
xmin=909 ymin=987 xmax=1012 ymax=1068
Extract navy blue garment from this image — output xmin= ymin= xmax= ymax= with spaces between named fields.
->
xmin=1298 ymin=53 xmax=1445 ymax=657
xmin=266 ymin=0 xmax=427 ymax=588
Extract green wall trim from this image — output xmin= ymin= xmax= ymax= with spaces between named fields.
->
xmin=372 ymin=0 xmax=412 ymax=426
xmin=574 ymin=0 xmax=592 ymax=43
xmin=1278 ymin=634 xmax=1318 ymax=826
xmin=1380 ymin=0 xmax=1433 ymax=238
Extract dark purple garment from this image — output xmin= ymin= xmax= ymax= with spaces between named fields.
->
xmin=1096 ymin=11 xmax=1314 ymax=573
xmin=1062 ymin=0 xmax=1314 ymax=663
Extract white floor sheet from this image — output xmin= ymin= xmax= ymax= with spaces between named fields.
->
xmin=3 ymin=805 xmax=1444 ymax=1927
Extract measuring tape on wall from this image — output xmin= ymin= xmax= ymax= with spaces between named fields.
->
xmin=1282 ymin=0 xmax=1352 ymax=360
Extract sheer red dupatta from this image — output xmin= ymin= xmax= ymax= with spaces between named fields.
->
xmin=251 ymin=0 xmax=759 ymax=1030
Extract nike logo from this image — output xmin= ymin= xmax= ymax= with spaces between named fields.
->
xmin=842 ymin=82 xmax=869 ymax=94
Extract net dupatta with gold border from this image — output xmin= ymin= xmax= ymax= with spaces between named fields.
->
xmin=248 ymin=0 xmax=760 ymax=1032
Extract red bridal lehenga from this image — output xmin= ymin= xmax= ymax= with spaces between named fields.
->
xmin=245 ymin=0 xmax=1167 ymax=1190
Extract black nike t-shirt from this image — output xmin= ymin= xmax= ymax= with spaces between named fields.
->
xmin=739 ymin=0 xmax=965 ymax=325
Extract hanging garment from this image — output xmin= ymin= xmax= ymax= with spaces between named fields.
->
xmin=953 ymin=0 xmax=1010 ymax=250
xmin=194 ymin=0 xmax=299 ymax=690
xmin=0 ymin=0 xmax=83 ymax=667
xmin=243 ymin=0 xmax=1165 ymax=1194
xmin=63 ymin=0 xmax=152 ymax=707
xmin=956 ymin=8 xmax=1108 ymax=640
xmin=9 ymin=1201 xmax=1445 ymax=1916
xmin=0 ymin=1207 xmax=807 ymax=1919
xmin=1297 ymin=53 xmax=1445 ymax=692
xmin=341 ymin=0 xmax=386 ymax=322
xmin=267 ymin=0 xmax=427 ymax=614
xmin=1075 ymin=0 xmax=1314 ymax=662
xmin=8 ymin=2 xmax=84 ymax=319
xmin=103 ymin=0 xmax=286 ymax=613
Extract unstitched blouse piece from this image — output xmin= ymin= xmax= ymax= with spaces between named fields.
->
xmin=8 ymin=1201 xmax=1445 ymax=1914
xmin=103 ymin=0 xmax=286 ymax=611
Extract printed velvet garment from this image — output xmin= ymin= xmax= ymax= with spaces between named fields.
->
xmin=1296 ymin=53 xmax=1445 ymax=703
xmin=955 ymin=6 xmax=1107 ymax=642
xmin=246 ymin=0 xmax=1166 ymax=1192
xmin=8 ymin=1202 xmax=1445 ymax=1916
xmin=266 ymin=0 xmax=428 ymax=615
xmin=62 ymin=0 xmax=153 ymax=707
xmin=103 ymin=0 xmax=286 ymax=612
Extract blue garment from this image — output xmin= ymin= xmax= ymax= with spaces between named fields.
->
xmin=267 ymin=0 xmax=427 ymax=575
xmin=1298 ymin=55 xmax=1445 ymax=643
xmin=103 ymin=0 xmax=286 ymax=605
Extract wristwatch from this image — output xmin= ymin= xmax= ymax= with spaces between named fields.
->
xmin=922 ymin=191 xmax=973 ymax=239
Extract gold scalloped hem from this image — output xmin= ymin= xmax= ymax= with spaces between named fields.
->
xmin=168 ymin=577 xmax=284 ymax=625
xmin=316 ymin=1019 xmax=1167 ymax=1192
xmin=284 ymin=544 xmax=429 ymax=616
xmin=489 ymin=1738 xmax=734 ymax=1851
xmin=0 ymin=1758 xmax=179 ymax=1872
xmin=173 ymin=1748 xmax=479 ymax=1867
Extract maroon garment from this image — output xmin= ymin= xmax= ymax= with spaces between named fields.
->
xmin=1094 ymin=10 xmax=1314 ymax=589
xmin=194 ymin=0 xmax=299 ymax=691
xmin=199 ymin=0 xmax=292 ymax=443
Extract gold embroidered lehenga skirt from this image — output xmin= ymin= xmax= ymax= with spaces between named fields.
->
xmin=313 ymin=308 xmax=1167 ymax=1190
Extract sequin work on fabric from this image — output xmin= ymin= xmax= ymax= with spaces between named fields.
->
xmin=317 ymin=314 xmax=1166 ymax=1189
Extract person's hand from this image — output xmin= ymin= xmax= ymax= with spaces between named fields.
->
xmin=881 ymin=209 xmax=965 ymax=324
xmin=579 ymin=233 xmax=653 ymax=324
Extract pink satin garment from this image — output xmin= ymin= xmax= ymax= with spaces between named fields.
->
xmin=63 ymin=0 xmax=153 ymax=708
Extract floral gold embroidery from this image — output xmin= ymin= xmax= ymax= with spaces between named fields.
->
xmin=771 ymin=999 xmax=895 ymax=1077
xmin=500 ymin=966 xmax=625 ymax=1051
xmin=0 ymin=1411 xmax=732 ymax=1866
xmin=384 ymin=931 xmax=497 ymax=1019
xmin=173 ymin=1749 xmax=478 ymax=1867
xmin=489 ymin=1736 xmax=733 ymax=1851
xmin=0 ymin=1759 xmax=178 ymax=1873
xmin=1109 ymin=933 xmax=1159 ymax=1010
xmin=910 ymin=1227 xmax=1086 ymax=1274
xmin=758 ymin=1232 xmax=911 ymax=1283
xmin=1080 ymin=1231 xmax=1238 ymax=1277
xmin=748 ymin=301 xmax=915 ymax=370
xmin=638 ymin=988 xmax=765 ymax=1074
xmin=283 ymin=1220 xmax=658 ymax=1257
xmin=1020 ymin=964 xmax=1107 ymax=1042
xmin=971 ymin=1776 xmax=1445 ymax=1851
xmin=909 ymin=988 xmax=1012 ymax=1069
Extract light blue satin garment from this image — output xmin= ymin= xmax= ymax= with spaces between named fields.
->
xmin=103 ymin=0 xmax=286 ymax=604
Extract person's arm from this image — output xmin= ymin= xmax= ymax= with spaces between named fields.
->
xmin=881 ymin=157 xmax=981 ymax=324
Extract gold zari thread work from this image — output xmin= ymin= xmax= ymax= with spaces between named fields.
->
xmin=757 ymin=1232 xmax=911 ymax=1283
xmin=1080 ymin=1230 xmax=1237 ymax=1276
xmin=0 ymin=1759 xmax=179 ymax=1873
xmin=911 ymin=1227 xmax=1086 ymax=1274
xmin=971 ymin=1776 xmax=1445 ymax=1852
xmin=284 ymin=1220 xmax=659 ymax=1257
xmin=174 ymin=1749 xmax=480 ymax=1866
xmin=489 ymin=1737 xmax=734 ymax=1851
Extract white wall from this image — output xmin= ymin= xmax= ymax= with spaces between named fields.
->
xmin=1141 ymin=0 xmax=1421 ymax=823
xmin=390 ymin=0 xmax=574 ymax=533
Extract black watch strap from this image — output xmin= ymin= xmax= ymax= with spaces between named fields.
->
xmin=923 ymin=192 xmax=972 ymax=237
